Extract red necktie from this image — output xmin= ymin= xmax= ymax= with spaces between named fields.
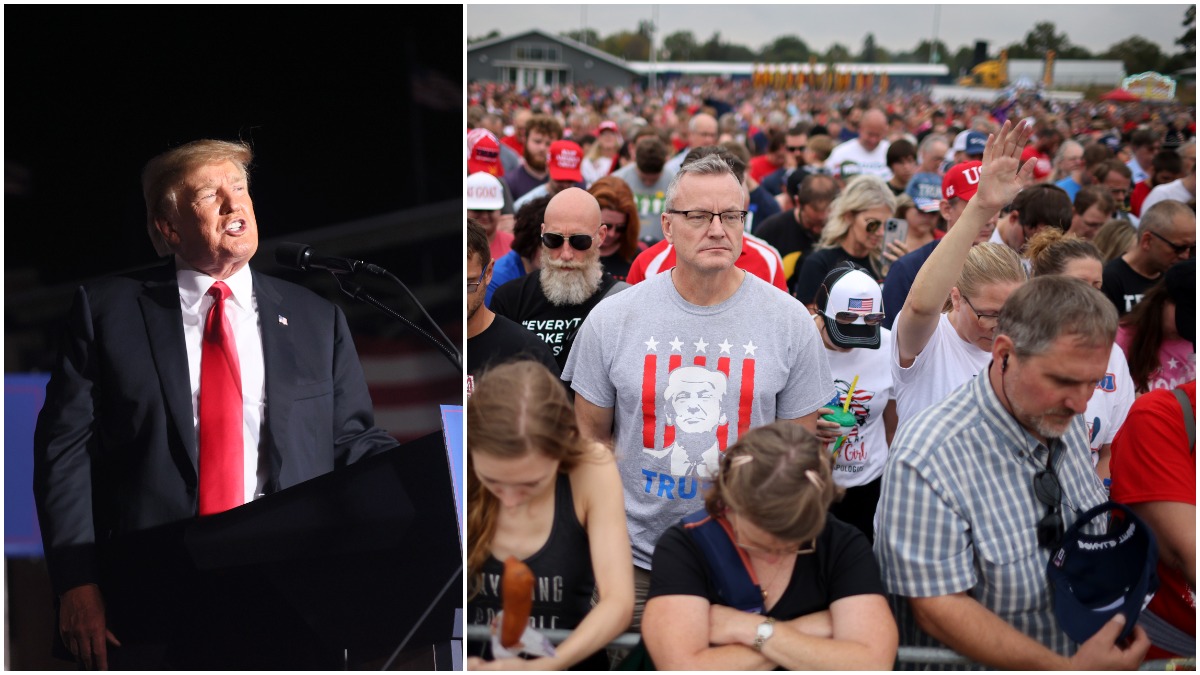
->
xmin=198 ymin=281 xmax=243 ymax=515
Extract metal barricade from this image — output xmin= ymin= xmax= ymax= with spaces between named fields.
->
xmin=466 ymin=625 xmax=1195 ymax=670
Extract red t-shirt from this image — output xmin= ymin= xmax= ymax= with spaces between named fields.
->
xmin=626 ymin=235 xmax=788 ymax=292
xmin=1131 ymin=180 xmax=1153 ymax=217
xmin=500 ymin=134 xmax=523 ymax=158
xmin=1110 ymin=381 xmax=1196 ymax=660
xmin=748 ymin=155 xmax=782 ymax=183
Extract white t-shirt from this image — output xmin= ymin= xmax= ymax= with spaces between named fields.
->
xmin=891 ymin=310 xmax=991 ymax=427
xmin=1140 ymin=179 xmax=1195 ymax=217
xmin=1083 ymin=343 xmax=1136 ymax=466
xmin=825 ymin=138 xmax=892 ymax=180
xmin=825 ymin=328 xmax=895 ymax=487
xmin=581 ymin=156 xmax=614 ymax=187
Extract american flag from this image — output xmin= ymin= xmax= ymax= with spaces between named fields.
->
xmin=357 ymin=334 xmax=463 ymax=444
xmin=848 ymin=298 xmax=873 ymax=313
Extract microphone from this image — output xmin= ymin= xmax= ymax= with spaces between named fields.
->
xmin=275 ymin=242 xmax=382 ymax=275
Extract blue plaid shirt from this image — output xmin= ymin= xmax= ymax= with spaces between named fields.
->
xmin=874 ymin=364 xmax=1108 ymax=664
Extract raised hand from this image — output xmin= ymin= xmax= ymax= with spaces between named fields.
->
xmin=972 ymin=119 xmax=1037 ymax=212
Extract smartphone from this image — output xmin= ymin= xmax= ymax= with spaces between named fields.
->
xmin=879 ymin=218 xmax=909 ymax=278
xmin=882 ymin=218 xmax=909 ymax=253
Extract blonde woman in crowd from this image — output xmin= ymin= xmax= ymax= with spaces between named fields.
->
xmin=1093 ymin=218 xmax=1137 ymax=262
xmin=793 ymin=174 xmax=899 ymax=307
xmin=891 ymin=120 xmax=1032 ymax=427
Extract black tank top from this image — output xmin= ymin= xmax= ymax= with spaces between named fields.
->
xmin=468 ymin=473 xmax=606 ymax=669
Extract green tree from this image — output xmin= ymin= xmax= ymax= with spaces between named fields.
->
xmin=952 ymin=45 xmax=976 ymax=76
xmin=1164 ymin=6 xmax=1196 ymax=73
xmin=760 ymin=35 xmax=811 ymax=62
xmin=1022 ymin=21 xmax=1071 ymax=55
xmin=662 ymin=30 xmax=698 ymax=61
xmin=561 ymin=29 xmax=600 ymax=47
xmin=861 ymin=33 xmax=877 ymax=63
xmin=467 ymin=29 xmax=500 ymax=45
xmin=600 ymin=30 xmax=650 ymax=60
xmin=1178 ymin=5 xmax=1196 ymax=58
xmin=1101 ymin=36 xmax=1166 ymax=75
xmin=724 ymin=44 xmax=758 ymax=61
xmin=912 ymin=39 xmax=951 ymax=64
xmin=824 ymin=42 xmax=852 ymax=62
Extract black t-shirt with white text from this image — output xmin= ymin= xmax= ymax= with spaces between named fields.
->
xmin=490 ymin=270 xmax=621 ymax=370
xmin=1102 ymin=256 xmax=1159 ymax=316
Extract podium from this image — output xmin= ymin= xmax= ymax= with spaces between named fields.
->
xmin=181 ymin=431 xmax=462 ymax=667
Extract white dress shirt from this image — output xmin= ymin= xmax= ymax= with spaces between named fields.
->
xmin=177 ymin=258 xmax=267 ymax=504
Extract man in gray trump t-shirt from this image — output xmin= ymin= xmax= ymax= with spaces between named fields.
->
xmin=563 ymin=153 xmax=833 ymax=627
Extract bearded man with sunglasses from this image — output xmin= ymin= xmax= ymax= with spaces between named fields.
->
xmin=564 ymin=154 xmax=834 ymax=630
xmin=875 ymin=274 xmax=1150 ymax=668
xmin=490 ymin=187 xmax=628 ymax=370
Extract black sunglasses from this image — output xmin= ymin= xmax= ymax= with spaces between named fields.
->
xmin=1148 ymin=230 xmax=1194 ymax=256
xmin=787 ymin=145 xmax=807 ymax=153
xmin=1032 ymin=468 xmax=1063 ymax=548
xmin=541 ymin=229 xmax=601 ymax=251
xmin=829 ymin=310 xmax=886 ymax=325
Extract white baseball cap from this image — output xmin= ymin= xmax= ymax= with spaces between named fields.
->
xmin=466 ymin=171 xmax=504 ymax=210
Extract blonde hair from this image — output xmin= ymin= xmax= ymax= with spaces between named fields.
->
xmin=704 ymin=422 xmax=840 ymax=542
xmin=466 ymin=361 xmax=589 ymax=598
xmin=1093 ymin=218 xmax=1137 ymax=262
xmin=818 ymin=174 xmax=897 ymax=271
xmin=142 ymin=140 xmax=253 ymax=256
xmin=1025 ymin=229 xmax=1102 ymax=278
xmin=943 ymin=242 xmax=1027 ymax=312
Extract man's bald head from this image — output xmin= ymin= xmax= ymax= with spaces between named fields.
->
xmin=544 ymin=187 xmax=602 ymax=236
xmin=688 ymin=113 xmax=719 ymax=148
xmin=859 ymin=109 xmax=888 ymax=152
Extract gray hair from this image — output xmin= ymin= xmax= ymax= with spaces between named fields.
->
xmin=663 ymin=154 xmax=738 ymax=210
xmin=1140 ymin=199 xmax=1194 ymax=235
xmin=1177 ymin=138 xmax=1195 ymax=157
xmin=998 ymin=276 xmax=1117 ymax=357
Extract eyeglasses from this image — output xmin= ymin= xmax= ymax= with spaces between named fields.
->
xmin=962 ymin=295 xmax=1001 ymax=328
xmin=1032 ymin=465 xmax=1063 ymax=549
xmin=467 ymin=278 xmax=483 ymax=293
xmin=863 ymin=218 xmax=883 ymax=234
xmin=666 ymin=209 xmax=748 ymax=228
xmin=541 ymin=225 xmax=604 ymax=251
xmin=729 ymin=513 xmax=816 ymax=557
xmin=603 ymin=221 xmax=627 ymax=235
xmin=826 ymin=310 xmax=886 ymax=325
xmin=787 ymin=145 xmax=807 ymax=153
xmin=1148 ymin=230 xmax=1195 ymax=256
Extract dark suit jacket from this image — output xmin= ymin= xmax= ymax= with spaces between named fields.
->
xmin=32 ymin=260 xmax=398 ymax=616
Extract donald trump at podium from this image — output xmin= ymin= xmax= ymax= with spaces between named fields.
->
xmin=33 ymin=139 xmax=398 ymax=669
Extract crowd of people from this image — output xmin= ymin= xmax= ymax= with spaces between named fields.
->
xmin=465 ymin=78 xmax=1196 ymax=670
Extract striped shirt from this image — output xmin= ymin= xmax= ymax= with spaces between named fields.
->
xmin=874 ymin=365 xmax=1108 ymax=663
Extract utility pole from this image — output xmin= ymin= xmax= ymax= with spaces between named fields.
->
xmin=931 ymin=5 xmax=940 ymax=64
xmin=649 ymin=5 xmax=659 ymax=92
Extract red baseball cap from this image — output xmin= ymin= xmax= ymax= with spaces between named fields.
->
xmin=942 ymin=161 xmax=983 ymax=202
xmin=467 ymin=128 xmax=504 ymax=177
xmin=595 ymin=120 xmax=619 ymax=135
xmin=548 ymin=140 xmax=584 ymax=182
xmin=1021 ymin=145 xmax=1053 ymax=180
